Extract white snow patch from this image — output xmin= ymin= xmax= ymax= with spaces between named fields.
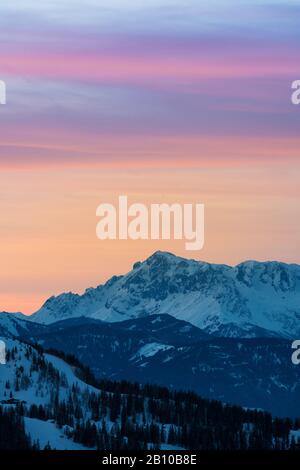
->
xmin=132 ymin=343 xmax=173 ymax=360
xmin=24 ymin=418 xmax=89 ymax=450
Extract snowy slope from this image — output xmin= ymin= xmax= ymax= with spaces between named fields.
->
xmin=0 ymin=336 xmax=192 ymax=450
xmin=133 ymin=342 xmax=174 ymax=359
xmin=0 ymin=312 xmax=45 ymax=339
xmin=24 ymin=418 xmax=88 ymax=450
xmin=0 ymin=336 xmax=101 ymax=449
xmin=0 ymin=337 xmax=98 ymax=407
xmin=30 ymin=251 xmax=300 ymax=338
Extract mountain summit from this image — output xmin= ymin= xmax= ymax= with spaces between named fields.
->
xmin=29 ymin=251 xmax=300 ymax=338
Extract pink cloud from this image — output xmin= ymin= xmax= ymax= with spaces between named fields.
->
xmin=0 ymin=50 xmax=298 ymax=85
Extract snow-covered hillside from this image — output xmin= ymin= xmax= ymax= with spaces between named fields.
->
xmin=0 ymin=337 xmax=100 ymax=402
xmin=0 ymin=336 xmax=190 ymax=450
xmin=0 ymin=337 xmax=99 ymax=449
xmin=29 ymin=251 xmax=300 ymax=338
xmin=23 ymin=418 xmax=87 ymax=450
xmin=1 ymin=335 xmax=300 ymax=450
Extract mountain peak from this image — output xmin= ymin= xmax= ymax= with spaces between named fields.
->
xmin=132 ymin=251 xmax=176 ymax=269
xmin=141 ymin=251 xmax=208 ymax=271
xmin=145 ymin=250 xmax=178 ymax=263
xmin=149 ymin=250 xmax=177 ymax=258
xmin=28 ymin=251 xmax=300 ymax=338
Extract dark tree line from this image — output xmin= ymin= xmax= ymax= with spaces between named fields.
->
xmin=0 ymin=407 xmax=31 ymax=449
xmin=1 ymin=343 xmax=300 ymax=450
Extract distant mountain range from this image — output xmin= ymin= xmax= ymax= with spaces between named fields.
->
xmin=10 ymin=250 xmax=300 ymax=339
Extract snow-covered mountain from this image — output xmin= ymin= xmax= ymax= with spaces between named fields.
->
xmin=29 ymin=251 xmax=300 ymax=338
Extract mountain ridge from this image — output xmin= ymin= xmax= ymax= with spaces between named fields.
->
xmin=32 ymin=251 xmax=300 ymax=338
xmin=12 ymin=314 xmax=300 ymax=418
xmin=3 ymin=251 xmax=300 ymax=338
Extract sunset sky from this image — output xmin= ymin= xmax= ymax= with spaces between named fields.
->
xmin=0 ymin=0 xmax=299 ymax=314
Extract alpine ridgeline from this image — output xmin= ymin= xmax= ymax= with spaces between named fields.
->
xmin=27 ymin=251 xmax=300 ymax=338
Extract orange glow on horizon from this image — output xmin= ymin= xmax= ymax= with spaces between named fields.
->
xmin=1 ymin=158 xmax=299 ymax=314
